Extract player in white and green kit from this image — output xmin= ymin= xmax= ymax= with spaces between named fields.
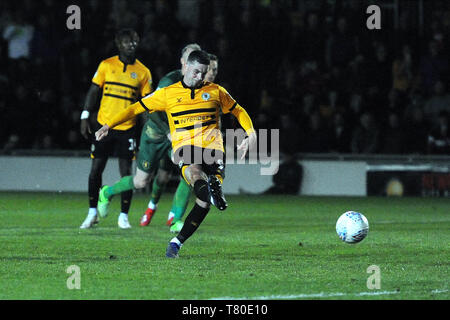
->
xmin=97 ymin=44 xmax=203 ymax=233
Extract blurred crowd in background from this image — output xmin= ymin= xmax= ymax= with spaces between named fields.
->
xmin=0 ymin=0 xmax=449 ymax=155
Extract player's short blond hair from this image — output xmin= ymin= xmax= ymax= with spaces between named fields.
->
xmin=181 ymin=43 xmax=201 ymax=59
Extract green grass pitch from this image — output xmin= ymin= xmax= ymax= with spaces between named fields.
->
xmin=0 ymin=191 xmax=448 ymax=300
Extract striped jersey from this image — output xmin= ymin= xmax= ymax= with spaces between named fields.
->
xmin=92 ymin=55 xmax=152 ymax=130
xmin=106 ymin=80 xmax=255 ymax=153
xmin=142 ymin=69 xmax=182 ymax=142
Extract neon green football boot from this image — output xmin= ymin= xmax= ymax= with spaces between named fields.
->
xmin=169 ymin=220 xmax=184 ymax=234
xmin=97 ymin=186 xmax=111 ymax=218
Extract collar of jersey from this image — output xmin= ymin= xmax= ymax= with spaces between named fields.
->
xmin=117 ymin=56 xmax=136 ymax=72
xmin=181 ymin=79 xmax=206 ymax=90
xmin=181 ymin=79 xmax=206 ymax=99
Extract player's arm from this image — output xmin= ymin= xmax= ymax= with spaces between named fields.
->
xmin=231 ymin=105 xmax=257 ymax=159
xmin=80 ymin=61 xmax=106 ymax=139
xmin=95 ymin=101 xmax=146 ymax=141
xmin=80 ymin=83 xmax=101 ymax=139
xmin=219 ymin=86 xmax=257 ymax=159
xmin=141 ymin=68 xmax=153 ymax=97
xmin=95 ymin=90 xmax=167 ymax=141
xmin=136 ymin=68 xmax=154 ymax=129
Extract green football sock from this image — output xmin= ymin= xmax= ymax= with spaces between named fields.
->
xmin=150 ymin=175 xmax=165 ymax=204
xmin=106 ymin=176 xmax=135 ymax=199
xmin=170 ymin=179 xmax=192 ymax=221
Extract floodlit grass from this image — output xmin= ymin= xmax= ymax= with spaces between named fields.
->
xmin=0 ymin=192 xmax=448 ymax=300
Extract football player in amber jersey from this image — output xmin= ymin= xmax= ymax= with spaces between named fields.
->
xmin=79 ymin=29 xmax=152 ymax=230
xmin=97 ymin=50 xmax=219 ymax=235
xmin=96 ymin=44 xmax=204 ymax=234
xmin=95 ymin=50 xmax=257 ymax=258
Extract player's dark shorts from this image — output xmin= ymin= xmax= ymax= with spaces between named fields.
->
xmin=173 ymin=146 xmax=226 ymax=185
xmin=91 ymin=122 xmax=136 ymax=159
xmin=136 ymin=132 xmax=173 ymax=174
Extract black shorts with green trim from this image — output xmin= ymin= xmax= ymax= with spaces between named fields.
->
xmin=90 ymin=122 xmax=136 ymax=160
xmin=174 ymin=146 xmax=226 ymax=183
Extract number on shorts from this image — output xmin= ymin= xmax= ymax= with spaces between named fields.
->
xmin=128 ymin=139 xmax=136 ymax=151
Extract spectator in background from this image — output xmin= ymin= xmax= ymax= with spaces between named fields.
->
xmin=0 ymin=0 xmax=448 ymax=157
xmin=403 ymin=106 xmax=429 ymax=154
xmin=351 ymin=112 xmax=380 ymax=154
xmin=365 ymin=42 xmax=393 ymax=118
xmin=258 ymin=88 xmax=276 ymax=123
xmin=263 ymin=152 xmax=303 ymax=195
xmin=32 ymin=134 xmax=55 ymax=150
xmin=347 ymin=53 xmax=368 ymax=95
xmin=30 ymin=15 xmax=59 ymax=69
xmin=301 ymin=111 xmax=331 ymax=153
xmin=33 ymin=88 xmax=60 ymax=149
xmin=329 ymin=112 xmax=352 ymax=153
xmin=425 ymin=16 xmax=447 ymax=56
xmin=386 ymin=88 xmax=408 ymax=118
xmin=326 ymin=65 xmax=350 ymax=99
xmin=279 ymin=113 xmax=302 ymax=154
xmin=423 ymin=80 xmax=450 ymax=127
xmin=427 ymin=111 xmax=450 ymax=155
xmin=11 ymin=84 xmax=34 ymax=147
xmin=325 ymin=16 xmax=357 ymax=69
xmin=347 ymin=92 xmax=364 ymax=125
xmin=301 ymin=11 xmax=325 ymax=66
xmin=2 ymin=134 xmax=21 ymax=153
xmin=392 ymin=44 xmax=414 ymax=97
xmin=301 ymin=93 xmax=316 ymax=118
xmin=420 ymin=40 xmax=449 ymax=96
xmin=298 ymin=60 xmax=324 ymax=99
xmin=380 ymin=112 xmax=404 ymax=154
xmin=2 ymin=11 xmax=34 ymax=60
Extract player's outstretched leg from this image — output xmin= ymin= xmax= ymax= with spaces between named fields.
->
xmin=166 ymin=176 xmax=211 ymax=258
xmin=97 ymin=186 xmax=110 ymax=218
xmin=207 ymin=175 xmax=227 ymax=210
xmin=97 ymin=176 xmax=135 ymax=218
xmin=166 ymin=201 xmax=210 ymax=258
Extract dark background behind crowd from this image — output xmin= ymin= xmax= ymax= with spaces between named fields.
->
xmin=0 ymin=0 xmax=449 ymax=155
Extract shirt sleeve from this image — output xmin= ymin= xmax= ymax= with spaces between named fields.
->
xmin=219 ymin=86 xmax=255 ymax=135
xmin=218 ymin=85 xmax=238 ymax=114
xmin=105 ymin=102 xmax=146 ymax=128
xmin=92 ymin=61 xmax=106 ymax=88
xmin=141 ymin=68 xmax=153 ymax=97
xmin=106 ymin=89 xmax=168 ymax=129
xmin=139 ymin=88 xmax=167 ymax=112
xmin=231 ymin=105 xmax=256 ymax=135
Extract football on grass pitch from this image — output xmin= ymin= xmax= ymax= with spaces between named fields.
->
xmin=336 ymin=211 xmax=369 ymax=244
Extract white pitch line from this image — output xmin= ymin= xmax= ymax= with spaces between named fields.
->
xmin=431 ymin=289 xmax=448 ymax=294
xmin=210 ymin=290 xmax=399 ymax=300
xmin=210 ymin=289 xmax=448 ymax=300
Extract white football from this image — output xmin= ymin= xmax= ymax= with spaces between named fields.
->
xmin=336 ymin=211 xmax=369 ymax=244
